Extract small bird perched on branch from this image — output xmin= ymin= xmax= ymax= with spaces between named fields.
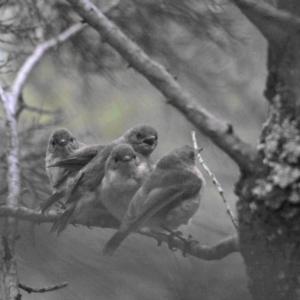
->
xmin=101 ymin=144 xmax=151 ymax=221
xmin=102 ymin=145 xmax=205 ymax=255
xmin=50 ymin=124 xmax=158 ymax=235
xmin=46 ymin=128 xmax=85 ymax=188
xmin=40 ymin=128 xmax=86 ymax=212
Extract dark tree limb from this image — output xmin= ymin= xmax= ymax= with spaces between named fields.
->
xmin=19 ymin=282 xmax=68 ymax=294
xmin=230 ymin=0 xmax=300 ymax=45
xmin=0 ymin=205 xmax=239 ymax=260
xmin=65 ymin=0 xmax=262 ymax=174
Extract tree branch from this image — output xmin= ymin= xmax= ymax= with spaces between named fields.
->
xmin=0 ymin=87 xmax=21 ymax=300
xmin=11 ymin=22 xmax=87 ymax=103
xmin=0 ymin=206 xmax=120 ymax=228
xmin=19 ymin=282 xmax=68 ymax=294
xmin=66 ymin=0 xmax=261 ymax=174
xmin=230 ymin=0 xmax=300 ymax=45
xmin=0 ymin=205 xmax=239 ymax=260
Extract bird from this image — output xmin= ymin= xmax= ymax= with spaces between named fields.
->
xmin=45 ymin=128 xmax=85 ymax=188
xmin=41 ymin=129 xmax=109 ymax=212
xmin=102 ymin=145 xmax=205 ymax=255
xmin=49 ymin=124 xmax=158 ymax=235
xmin=40 ymin=128 xmax=86 ymax=212
xmin=101 ymin=144 xmax=151 ymax=221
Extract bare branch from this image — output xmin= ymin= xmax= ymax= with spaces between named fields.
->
xmin=11 ymin=22 xmax=87 ymax=103
xmin=0 ymin=205 xmax=239 ymax=260
xmin=23 ymin=105 xmax=57 ymax=115
xmin=142 ymin=231 xmax=239 ymax=260
xmin=230 ymin=0 xmax=300 ymax=45
xmin=15 ymin=94 xmax=59 ymax=119
xmin=66 ymin=0 xmax=262 ymax=174
xmin=191 ymin=131 xmax=238 ymax=229
xmin=0 ymin=206 xmax=119 ymax=228
xmin=0 ymin=88 xmax=21 ymax=300
xmin=19 ymin=282 xmax=68 ymax=294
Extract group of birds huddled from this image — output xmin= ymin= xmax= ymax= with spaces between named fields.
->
xmin=41 ymin=125 xmax=205 ymax=255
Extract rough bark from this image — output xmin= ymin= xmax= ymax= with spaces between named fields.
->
xmin=233 ymin=0 xmax=300 ymax=299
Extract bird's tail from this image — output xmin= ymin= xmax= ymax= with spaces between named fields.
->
xmin=102 ymin=231 xmax=129 ymax=255
xmin=50 ymin=206 xmax=75 ymax=236
xmin=39 ymin=190 xmax=66 ymax=213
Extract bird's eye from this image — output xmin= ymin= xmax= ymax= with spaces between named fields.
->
xmin=136 ymin=133 xmax=142 ymax=139
xmin=70 ymin=138 xmax=74 ymax=142
xmin=114 ymin=157 xmax=118 ymax=163
xmin=51 ymin=141 xmax=55 ymax=146
xmin=133 ymin=154 xmax=136 ymax=159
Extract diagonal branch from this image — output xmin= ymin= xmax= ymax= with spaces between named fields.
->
xmin=66 ymin=0 xmax=262 ymax=174
xmin=10 ymin=22 xmax=87 ymax=104
xmin=0 ymin=205 xmax=239 ymax=260
xmin=230 ymin=0 xmax=300 ymax=45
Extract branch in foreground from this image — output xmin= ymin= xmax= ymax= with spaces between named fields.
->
xmin=0 ymin=85 xmax=21 ymax=300
xmin=0 ymin=205 xmax=239 ymax=260
xmin=0 ymin=206 xmax=120 ymax=229
xmin=19 ymin=282 xmax=68 ymax=294
xmin=230 ymin=0 xmax=300 ymax=45
xmin=191 ymin=131 xmax=238 ymax=229
xmin=143 ymin=231 xmax=239 ymax=260
xmin=66 ymin=0 xmax=261 ymax=174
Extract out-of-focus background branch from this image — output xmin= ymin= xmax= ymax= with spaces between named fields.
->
xmin=0 ymin=0 xmax=268 ymax=299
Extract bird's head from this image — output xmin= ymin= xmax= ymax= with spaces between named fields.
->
xmin=157 ymin=145 xmax=197 ymax=170
xmin=105 ymin=144 xmax=138 ymax=173
xmin=47 ymin=128 xmax=78 ymax=154
xmin=124 ymin=124 xmax=158 ymax=156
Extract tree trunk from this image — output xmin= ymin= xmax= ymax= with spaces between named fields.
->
xmin=236 ymin=1 xmax=300 ymax=299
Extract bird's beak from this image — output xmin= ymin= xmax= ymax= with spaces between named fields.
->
xmin=123 ymin=155 xmax=132 ymax=162
xmin=58 ymin=138 xmax=68 ymax=146
xmin=143 ymin=136 xmax=157 ymax=149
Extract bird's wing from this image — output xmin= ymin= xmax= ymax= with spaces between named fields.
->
xmin=52 ymin=169 xmax=73 ymax=189
xmin=103 ymin=171 xmax=201 ymax=255
xmin=39 ymin=190 xmax=66 ymax=213
xmin=47 ymin=144 xmax=106 ymax=170
xmin=63 ymin=145 xmax=113 ymax=205
xmin=50 ymin=204 xmax=76 ymax=235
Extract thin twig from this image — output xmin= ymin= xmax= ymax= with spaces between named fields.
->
xmin=19 ymin=282 xmax=68 ymax=294
xmin=191 ymin=131 xmax=238 ymax=229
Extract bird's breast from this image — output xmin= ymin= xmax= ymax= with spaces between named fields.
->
xmin=154 ymin=193 xmax=201 ymax=230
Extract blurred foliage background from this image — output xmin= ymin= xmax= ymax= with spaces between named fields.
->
xmin=0 ymin=0 xmax=268 ymax=299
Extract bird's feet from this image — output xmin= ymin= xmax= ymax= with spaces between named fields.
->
xmin=162 ymin=227 xmax=197 ymax=257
